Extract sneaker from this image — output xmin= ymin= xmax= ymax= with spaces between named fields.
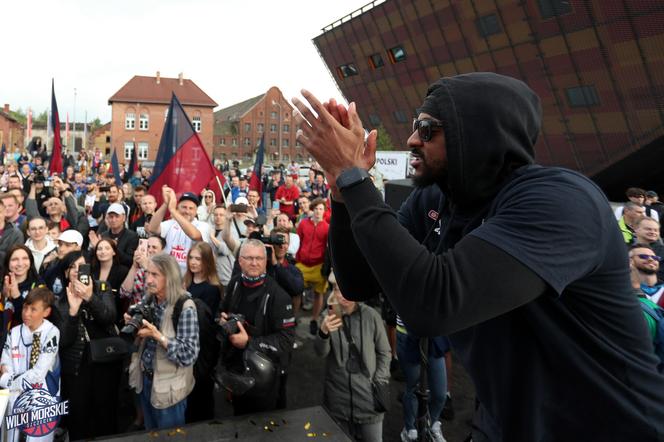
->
xmin=400 ymin=428 xmax=418 ymax=442
xmin=309 ymin=320 xmax=318 ymax=335
xmin=431 ymin=421 xmax=447 ymax=442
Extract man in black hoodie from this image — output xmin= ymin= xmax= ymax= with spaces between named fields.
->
xmin=292 ymin=73 xmax=664 ymax=441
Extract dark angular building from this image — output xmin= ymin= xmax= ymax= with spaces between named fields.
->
xmin=313 ymin=0 xmax=664 ymax=199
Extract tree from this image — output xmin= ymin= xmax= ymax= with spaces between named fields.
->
xmin=89 ymin=117 xmax=102 ymax=131
xmin=375 ymin=124 xmax=395 ymax=151
xmin=35 ymin=110 xmax=48 ymax=125
xmin=8 ymin=108 xmax=26 ymax=125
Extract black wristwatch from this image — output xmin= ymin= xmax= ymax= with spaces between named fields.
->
xmin=336 ymin=167 xmax=370 ymax=192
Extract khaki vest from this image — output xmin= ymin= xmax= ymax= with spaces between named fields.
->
xmin=129 ymin=298 xmax=196 ymax=409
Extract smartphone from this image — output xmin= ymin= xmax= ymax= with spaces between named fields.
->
xmin=78 ymin=264 xmax=91 ymax=285
xmin=272 ymin=201 xmax=280 ymax=210
xmin=138 ymin=239 xmax=148 ymax=255
xmin=229 ymin=204 xmax=248 ymax=213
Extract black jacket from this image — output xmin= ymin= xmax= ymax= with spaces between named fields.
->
xmin=52 ymin=281 xmax=117 ymax=376
xmin=330 ymin=73 xmax=664 ymax=441
xmin=102 ymin=228 xmax=138 ymax=268
xmin=221 ymin=276 xmax=294 ymax=369
xmin=267 ymin=255 xmax=304 ymax=299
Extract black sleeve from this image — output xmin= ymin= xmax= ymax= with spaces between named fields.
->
xmin=84 ymin=284 xmax=117 ymax=328
xmin=247 ymin=289 xmax=295 ymax=363
xmin=53 ymin=301 xmax=80 ymax=349
xmin=272 ymin=263 xmax=304 ymax=298
xmin=336 ymin=180 xmax=547 ymax=336
xmin=115 ymin=231 xmax=138 ymax=268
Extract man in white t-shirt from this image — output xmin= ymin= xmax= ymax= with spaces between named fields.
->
xmin=146 ymin=186 xmax=210 ymax=271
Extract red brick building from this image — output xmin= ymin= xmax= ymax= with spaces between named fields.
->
xmin=213 ymin=86 xmax=309 ymax=165
xmin=0 ymin=104 xmax=25 ymax=152
xmin=108 ymin=72 xmax=217 ymax=165
xmin=314 ymin=0 xmax=664 ymax=198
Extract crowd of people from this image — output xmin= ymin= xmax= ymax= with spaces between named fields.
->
xmin=0 ymin=152 xmax=421 ymax=442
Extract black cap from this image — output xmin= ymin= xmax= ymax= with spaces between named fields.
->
xmin=179 ymin=192 xmax=200 ymax=205
xmin=646 ymin=191 xmax=658 ymax=198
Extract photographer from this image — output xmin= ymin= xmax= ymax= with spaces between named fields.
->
xmin=219 ymin=239 xmax=295 ymax=415
xmin=52 ymin=251 xmax=121 ymax=440
xmin=266 ymin=226 xmax=304 ymax=301
xmin=127 ymin=254 xmax=199 ymax=430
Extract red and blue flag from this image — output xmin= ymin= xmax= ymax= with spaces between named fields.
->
xmin=49 ymin=79 xmax=63 ymax=175
xmin=149 ymin=94 xmax=224 ymax=206
xmin=249 ymin=134 xmax=265 ymax=198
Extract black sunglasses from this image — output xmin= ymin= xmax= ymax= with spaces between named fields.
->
xmin=637 ymin=254 xmax=662 ymax=262
xmin=412 ymin=119 xmax=444 ymax=142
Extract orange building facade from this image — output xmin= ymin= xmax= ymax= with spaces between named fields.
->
xmin=108 ymin=73 xmax=217 ymax=165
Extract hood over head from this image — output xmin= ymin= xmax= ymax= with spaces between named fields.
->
xmin=419 ymin=72 xmax=541 ymax=210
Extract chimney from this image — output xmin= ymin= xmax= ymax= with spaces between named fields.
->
xmin=156 ymin=71 xmax=160 ymax=84
xmin=3 ymin=104 xmax=9 ymax=113
xmin=178 ymin=72 xmax=184 ymax=86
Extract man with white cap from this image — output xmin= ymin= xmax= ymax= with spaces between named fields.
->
xmin=146 ymin=186 xmax=210 ymax=272
xmin=89 ymin=203 xmax=139 ymax=267
xmin=41 ymin=229 xmax=84 ymax=297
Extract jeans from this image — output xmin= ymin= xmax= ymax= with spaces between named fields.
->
xmin=396 ymin=332 xmax=447 ymax=431
xmin=140 ymin=375 xmax=187 ymax=430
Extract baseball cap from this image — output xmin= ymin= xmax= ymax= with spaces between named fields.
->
xmin=107 ymin=203 xmax=125 ymax=215
xmin=179 ymin=192 xmax=200 ymax=206
xmin=58 ymin=230 xmax=83 ymax=247
xmin=646 ymin=191 xmax=658 ymax=198
xmin=235 ymin=196 xmax=249 ymax=205
xmin=244 ymin=217 xmax=257 ymax=226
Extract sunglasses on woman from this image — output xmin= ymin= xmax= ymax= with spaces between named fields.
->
xmin=412 ymin=119 xmax=444 ymax=142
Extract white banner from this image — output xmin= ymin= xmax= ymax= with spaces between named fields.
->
xmin=374 ymin=151 xmax=410 ymax=180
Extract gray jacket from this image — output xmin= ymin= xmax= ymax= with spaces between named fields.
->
xmin=25 ymin=193 xmax=89 ymax=238
xmin=211 ymin=228 xmax=235 ymax=287
xmin=0 ymin=223 xmax=24 ymax=262
xmin=314 ymin=303 xmax=391 ymax=424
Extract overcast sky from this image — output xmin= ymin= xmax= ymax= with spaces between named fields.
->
xmin=1 ymin=0 xmax=373 ymax=123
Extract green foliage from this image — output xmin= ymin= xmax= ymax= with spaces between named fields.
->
xmin=8 ymin=108 xmax=26 ymax=125
xmin=35 ymin=110 xmax=48 ymax=124
xmin=375 ymin=124 xmax=395 ymax=151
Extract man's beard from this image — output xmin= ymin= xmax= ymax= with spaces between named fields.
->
xmin=637 ymin=266 xmax=658 ymax=276
xmin=411 ymin=154 xmax=447 ymax=189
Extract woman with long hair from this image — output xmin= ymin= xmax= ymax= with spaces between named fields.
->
xmin=53 ymin=251 xmax=122 ymax=440
xmin=91 ymin=238 xmax=129 ymax=322
xmin=183 ymin=241 xmax=222 ymax=424
xmin=184 ymin=241 xmax=223 ymax=315
xmin=2 ymin=245 xmax=43 ymax=329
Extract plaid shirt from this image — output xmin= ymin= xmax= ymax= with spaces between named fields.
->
xmin=141 ymin=296 xmax=199 ymax=372
xmin=119 ymin=268 xmax=146 ymax=305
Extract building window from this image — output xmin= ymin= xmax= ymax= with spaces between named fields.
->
xmin=271 ymin=153 xmax=279 ymax=161
xmin=296 ymin=140 xmax=302 ymax=148
xmin=231 ymin=153 xmax=238 ymax=160
xmin=125 ymin=113 xmax=135 ymax=130
xmin=566 ymin=85 xmax=600 ymax=107
xmin=124 ymin=142 xmax=133 ymax=160
xmin=282 ymin=139 xmax=289 ymax=147
xmin=105 ymin=136 xmax=110 ymax=143
xmin=282 ymin=124 xmax=289 ymax=133
xmin=244 ymin=137 xmax=251 ymax=146
xmin=537 ymin=0 xmax=572 ymax=19
xmin=138 ymin=142 xmax=148 ymax=160
xmin=296 ymin=153 xmax=303 ymax=162
xmin=192 ymin=115 xmax=201 ymax=132
xmin=139 ymin=113 xmax=149 ymax=130
xmin=270 ymin=111 xmax=278 ymax=119
xmin=369 ymin=53 xmax=384 ymax=69
xmin=283 ymin=154 xmax=289 ymax=162
xmin=476 ymin=14 xmax=502 ymax=37
xmin=393 ymin=110 xmax=409 ymax=123
xmin=232 ymin=138 xmax=238 ymax=147
xmin=337 ymin=63 xmax=359 ymax=79
xmin=270 ymin=124 xmax=277 ymax=133
xmin=244 ymin=123 xmax=251 ymax=133
xmin=244 ymin=153 xmax=252 ymax=161
xmin=220 ymin=137 xmax=226 ymax=146
xmin=369 ymin=114 xmax=381 ymax=126
xmin=388 ymin=46 xmax=406 ymax=63
xmin=270 ymin=138 xmax=277 ymax=146
xmin=257 ymin=123 xmax=264 ymax=132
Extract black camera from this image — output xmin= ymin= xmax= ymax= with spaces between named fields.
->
xmin=248 ymin=231 xmax=286 ymax=246
xmin=121 ymin=299 xmax=156 ymax=337
xmin=219 ymin=313 xmax=245 ymax=338
xmin=34 ymin=166 xmax=46 ymax=182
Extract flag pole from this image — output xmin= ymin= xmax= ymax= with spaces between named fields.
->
xmin=216 ymin=176 xmax=229 ymax=206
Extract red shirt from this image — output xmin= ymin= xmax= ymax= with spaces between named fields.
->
xmin=275 ymin=184 xmax=300 ymax=218
xmin=296 ymin=217 xmax=329 ymax=266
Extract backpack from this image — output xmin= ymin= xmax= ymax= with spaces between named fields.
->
xmin=638 ymin=299 xmax=664 ymax=373
xmin=172 ymin=296 xmax=220 ymax=381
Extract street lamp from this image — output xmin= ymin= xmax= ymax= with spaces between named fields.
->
xmin=272 ymin=100 xmax=281 ymax=162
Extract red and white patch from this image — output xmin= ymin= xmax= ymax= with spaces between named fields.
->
xmin=428 ymin=210 xmax=439 ymax=221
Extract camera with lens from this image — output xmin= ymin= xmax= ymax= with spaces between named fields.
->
xmin=34 ymin=166 xmax=46 ymax=182
xmin=121 ymin=298 xmax=156 ymax=337
xmin=219 ymin=313 xmax=245 ymax=338
xmin=259 ymin=232 xmax=286 ymax=246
